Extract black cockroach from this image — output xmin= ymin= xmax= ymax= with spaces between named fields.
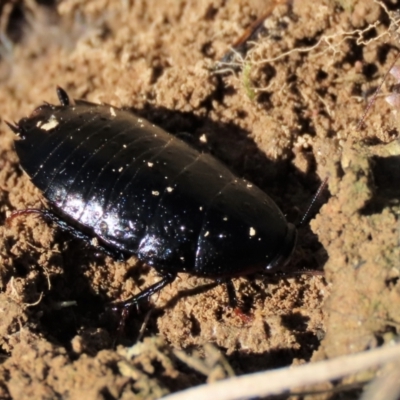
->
xmin=7 ymin=87 xmax=299 ymax=310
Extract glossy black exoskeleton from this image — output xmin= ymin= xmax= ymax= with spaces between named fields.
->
xmin=7 ymin=88 xmax=296 ymax=309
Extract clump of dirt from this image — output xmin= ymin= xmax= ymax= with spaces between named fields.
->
xmin=0 ymin=0 xmax=399 ymax=398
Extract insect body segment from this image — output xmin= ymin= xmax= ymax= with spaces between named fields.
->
xmin=10 ymin=88 xmax=296 ymax=308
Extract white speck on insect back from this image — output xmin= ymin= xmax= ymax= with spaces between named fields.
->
xmin=39 ymin=115 xmax=59 ymax=131
xmin=166 ymin=187 xmax=173 ymax=192
xmin=110 ymin=107 xmax=116 ymax=117
xmin=152 ymin=191 xmax=160 ymax=196
xmin=249 ymin=227 xmax=256 ymax=237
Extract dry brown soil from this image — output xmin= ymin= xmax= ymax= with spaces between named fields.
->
xmin=0 ymin=0 xmax=399 ymax=399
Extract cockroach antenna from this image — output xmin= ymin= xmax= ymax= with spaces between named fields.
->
xmin=298 ymin=177 xmax=328 ymax=228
